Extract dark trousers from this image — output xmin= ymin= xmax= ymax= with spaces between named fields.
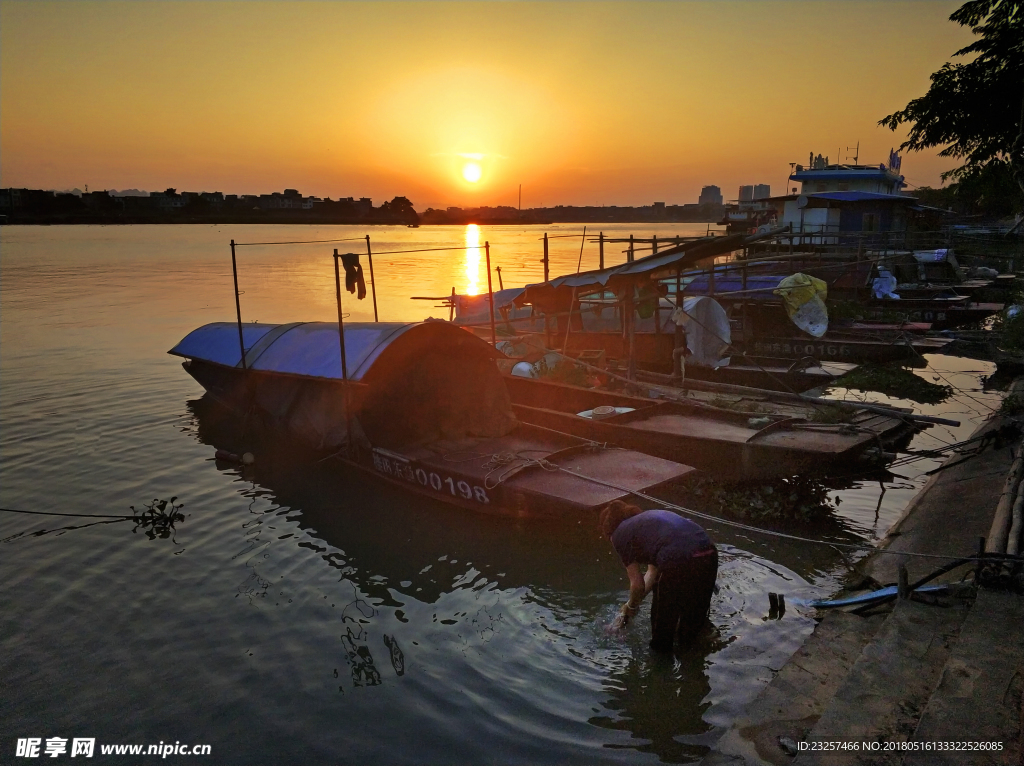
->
xmin=649 ymin=548 xmax=718 ymax=651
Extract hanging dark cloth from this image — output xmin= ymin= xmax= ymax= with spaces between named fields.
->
xmin=341 ymin=253 xmax=366 ymax=300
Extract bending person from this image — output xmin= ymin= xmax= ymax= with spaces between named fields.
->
xmin=599 ymin=500 xmax=718 ymax=651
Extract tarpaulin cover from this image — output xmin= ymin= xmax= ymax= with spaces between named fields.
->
xmin=913 ymin=248 xmax=958 ymax=268
xmin=873 ymin=270 xmax=900 ymax=299
xmin=455 ymin=288 xmax=525 ymax=320
xmin=672 ymin=296 xmax=732 ymax=368
xmin=680 ymin=272 xmax=784 ymax=299
xmin=169 ymin=321 xmax=415 ymax=381
xmin=774 ymin=273 xmax=829 ymax=338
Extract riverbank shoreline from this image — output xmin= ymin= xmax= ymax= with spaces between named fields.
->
xmin=706 ymin=378 xmax=1024 ymax=765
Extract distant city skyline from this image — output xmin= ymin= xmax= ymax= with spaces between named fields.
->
xmin=1 ymin=2 xmax=971 ymax=208
xmin=34 ymin=183 xmax=731 ymax=209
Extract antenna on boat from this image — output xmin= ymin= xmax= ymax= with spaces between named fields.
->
xmin=230 ymin=239 xmax=247 ymax=370
xmin=364 ymin=235 xmax=379 ymax=322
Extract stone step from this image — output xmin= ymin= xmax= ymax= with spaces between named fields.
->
xmin=705 ymin=610 xmax=886 ymax=766
xmin=793 ymin=598 xmax=971 ymax=766
xmin=908 ymin=589 xmax=1024 ymax=765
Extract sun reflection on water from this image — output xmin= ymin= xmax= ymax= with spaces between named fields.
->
xmin=464 ymin=224 xmax=481 ymax=295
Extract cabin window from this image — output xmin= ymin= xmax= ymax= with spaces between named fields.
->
xmin=863 ymin=213 xmax=878 ymax=232
xmin=815 ymin=183 xmax=827 ymax=192
xmin=838 ymin=183 xmax=849 ymax=191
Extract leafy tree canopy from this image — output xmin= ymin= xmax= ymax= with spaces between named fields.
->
xmin=880 ymin=0 xmax=1023 ymax=185
xmin=378 ymin=196 xmax=418 ymax=223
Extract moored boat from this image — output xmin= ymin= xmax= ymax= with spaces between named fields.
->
xmin=745 ymin=332 xmax=953 ymax=365
xmin=169 ymin=320 xmax=693 ymax=517
xmin=504 ymin=375 xmax=915 ymax=481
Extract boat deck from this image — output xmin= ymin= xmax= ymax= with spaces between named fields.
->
xmin=400 ymin=424 xmax=692 ymax=512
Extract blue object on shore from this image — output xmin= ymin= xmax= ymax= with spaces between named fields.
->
xmin=803 ymin=583 xmax=950 ymax=609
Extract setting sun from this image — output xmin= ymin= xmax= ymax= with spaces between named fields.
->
xmin=462 ymin=162 xmax=482 ymax=183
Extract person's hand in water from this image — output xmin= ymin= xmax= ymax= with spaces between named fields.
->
xmin=608 ymin=602 xmax=637 ymax=633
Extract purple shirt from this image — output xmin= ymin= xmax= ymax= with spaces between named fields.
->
xmin=611 ymin=510 xmax=713 ymax=570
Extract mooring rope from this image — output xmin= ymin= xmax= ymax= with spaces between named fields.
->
xmin=367 ymin=245 xmax=485 ymax=255
xmin=552 ymin=467 xmax=1023 ymax=563
xmin=233 ymin=236 xmax=367 ymax=247
xmin=0 ymin=507 xmax=137 ymax=519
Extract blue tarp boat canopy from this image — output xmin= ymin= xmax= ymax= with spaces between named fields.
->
xmin=170 ymin=321 xmax=435 ymax=381
xmin=679 ymin=272 xmax=785 ymax=299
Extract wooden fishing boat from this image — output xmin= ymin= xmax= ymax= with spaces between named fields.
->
xmin=505 ymin=328 xmax=856 ymax=392
xmin=503 ymin=375 xmax=914 ymax=481
xmin=745 ymin=332 xmax=953 ymax=365
xmin=170 ymin=321 xmax=692 ymax=517
xmin=843 ymin=321 xmax=933 ymax=333
xmin=860 ymin=301 xmax=1003 ymax=329
xmin=861 ymin=300 xmax=1003 ymax=330
xmin=637 ymin=357 xmax=855 ymax=392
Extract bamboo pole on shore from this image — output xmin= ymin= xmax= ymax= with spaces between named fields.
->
xmin=982 ymin=441 xmax=1024 ymax=584
xmin=985 ymin=441 xmax=1024 ymax=554
xmin=1000 ymin=488 xmax=1024 ymax=586
xmin=1008 ymin=493 xmax=1023 ymax=557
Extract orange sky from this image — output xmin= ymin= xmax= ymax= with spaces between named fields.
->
xmin=1 ymin=1 xmax=974 ymax=209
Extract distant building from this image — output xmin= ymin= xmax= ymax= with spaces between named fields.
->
xmin=150 ymin=190 xmax=185 ymax=210
xmin=769 ymin=157 xmax=914 ymax=241
xmin=698 ymin=185 xmax=723 ymax=206
xmin=738 ymin=185 xmax=754 ymax=203
xmin=753 ymin=184 xmax=771 ymax=200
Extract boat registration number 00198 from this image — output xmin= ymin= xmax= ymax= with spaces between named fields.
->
xmin=372 ymin=450 xmax=490 ymax=504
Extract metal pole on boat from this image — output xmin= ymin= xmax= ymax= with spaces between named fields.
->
xmin=485 ymin=241 xmax=497 ymax=346
xmin=364 ymin=235 xmax=379 ymax=322
xmin=230 ymin=239 xmax=247 ymax=371
xmin=542 ymin=233 xmax=549 ymax=282
xmin=333 ymin=250 xmax=350 ymax=383
xmin=626 ymin=288 xmax=637 ymax=381
xmin=333 ymin=250 xmax=353 ymax=454
xmin=673 ymin=268 xmax=685 ymax=386
xmin=599 ymin=232 xmax=605 ymax=270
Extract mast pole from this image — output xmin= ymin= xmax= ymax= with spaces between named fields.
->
xmin=364 ymin=235 xmax=379 ymax=322
xmin=485 ymin=241 xmax=497 ymax=346
xmin=333 ymin=250 xmax=349 ymax=382
xmin=230 ymin=239 xmax=247 ymax=370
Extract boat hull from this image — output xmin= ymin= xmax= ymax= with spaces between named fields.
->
xmin=182 ymin=359 xmax=693 ymax=517
xmin=745 ymin=335 xmax=952 ymax=364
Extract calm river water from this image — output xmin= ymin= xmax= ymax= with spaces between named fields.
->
xmin=0 ymin=224 xmax=1004 ymax=764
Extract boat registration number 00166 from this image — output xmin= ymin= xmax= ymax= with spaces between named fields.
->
xmin=372 ymin=449 xmax=490 ymax=504
xmin=754 ymin=341 xmax=852 ymax=358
